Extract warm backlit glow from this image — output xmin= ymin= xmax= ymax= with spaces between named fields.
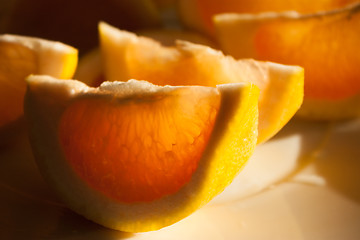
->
xmin=59 ymin=88 xmax=220 ymax=202
xmin=194 ymin=0 xmax=358 ymax=34
xmin=254 ymin=8 xmax=360 ymax=99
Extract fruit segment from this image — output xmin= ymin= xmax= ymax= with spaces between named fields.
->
xmin=178 ymin=0 xmax=358 ymax=35
xmin=215 ymin=3 xmax=360 ymax=100
xmin=214 ymin=3 xmax=360 ymax=119
xmin=99 ymin=22 xmax=303 ymax=143
xmin=25 ymin=75 xmax=259 ymax=232
xmin=0 ymin=34 xmax=77 ymax=128
xmin=59 ymin=83 xmax=220 ymax=203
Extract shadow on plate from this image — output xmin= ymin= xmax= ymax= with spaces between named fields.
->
xmin=1 ymin=117 xmax=359 ymax=238
xmin=274 ymin=117 xmax=360 ymax=203
xmin=312 ymin=119 xmax=360 ymax=203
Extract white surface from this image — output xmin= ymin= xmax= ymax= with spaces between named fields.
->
xmin=0 ymin=118 xmax=359 ymax=239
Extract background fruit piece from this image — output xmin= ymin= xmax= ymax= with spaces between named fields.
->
xmin=25 ymin=75 xmax=259 ymax=232
xmin=214 ymin=3 xmax=360 ymax=119
xmin=178 ymin=0 xmax=359 ymax=36
xmin=99 ymin=22 xmax=303 ymax=143
xmin=74 ymin=48 xmax=104 ymax=87
xmin=136 ymin=28 xmax=217 ymax=47
xmin=75 ymin=28 xmax=216 ymax=86
xmin=0 ymin=34 xmax=77 ymax=129
xmin=0 ymin=0 xmax=161 ymax=53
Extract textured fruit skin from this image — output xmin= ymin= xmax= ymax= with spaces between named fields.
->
xmin=24 ymin=76 xmax=259 ymax=232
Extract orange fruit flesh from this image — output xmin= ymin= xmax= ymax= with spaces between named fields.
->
xmin=59 ymin=87 xmax=220 ymax=203
xmin=127 ymin=48 xmax=217 ymax=86
xmin=106 ymin=39 xmax=253 ymax=87
xmin=195 ymin=0 xmax=358 ymax=34
xmin=0 ymin=41 xmax=36 ymax=126
xmin=99 ymin=22 xmax=304 ymax=143
xmin=75 ymin=28 xmax=217 ymax=88
xmin=253 ymin=8 xmax=360 ymax=99
xmin=25 ymin=76 xmax=258 ymax=232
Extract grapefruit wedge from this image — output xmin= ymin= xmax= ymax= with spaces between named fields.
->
xmin=24 ymin=75 xmax=259 ymax=232
xmin=99 ymin=22 xmax=303 ymax=143
xmin=0 ymin=34 xmax=77 ymax=129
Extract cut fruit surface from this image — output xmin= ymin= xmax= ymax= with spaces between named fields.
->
xmin=25 ymin=75 xmax=259 ymax=232
xmin=0 ymin=34 xmax=77 ymax=128
xmin=215 ymin=3 xmax=360 ymax=111
xmin=214 ymin=3 xmax=360 ymax=119
xmin=99 ymin=22 xmax=304 ymax=143
xmin=59 ymin=82 xmax=219 ymax=203
xmin=177 ymin=0 xmax=359 ymax=35
xmin=75 ymin=28 xmax=216 ymax=86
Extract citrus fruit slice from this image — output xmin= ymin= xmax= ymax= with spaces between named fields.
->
xmin=99 ymin=22 xmax=303 ymax=143
xmin=214 ymin=2 xmax=360 ymax=119
xmin=75 ymin=28 xmax=216 ymax=86
xmin=0 ymin=34 xmax=77 ymax=129
xmin=177 ymin=0 xmax=358 ymax=36
xmin=24 ymin=75 xmax=259 ymax=232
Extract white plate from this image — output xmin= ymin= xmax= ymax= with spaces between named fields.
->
xmin=1 ymin=118 xmax=360 ymax=239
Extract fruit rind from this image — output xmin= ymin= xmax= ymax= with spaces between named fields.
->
xmin=0 ymin=34 xmax=78 ymax=131
xmin=214 ymin=3 xmax=360 ymax=119
xmin=25 ymin=75 xmax=259 ymax=232
xmin=0 ymin=34 xmax=78 ymax=79
xmin=99 ymin=22 xmax=303 ymax=143
xmin=256 ymin=62 xmax=304 ymax=143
